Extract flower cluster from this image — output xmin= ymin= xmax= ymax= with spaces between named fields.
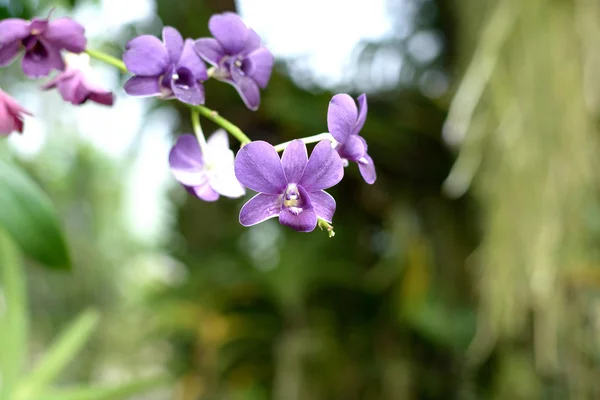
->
xmin=0 ymin=10 xmax=377 ymax=235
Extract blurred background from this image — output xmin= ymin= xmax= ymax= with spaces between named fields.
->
xmin=2 ymin=0 xmax=600 ymax=398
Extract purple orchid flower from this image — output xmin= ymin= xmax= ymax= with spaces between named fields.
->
xmin=194 ymin=12 xmax=274 ymax=111
xmin=123 ymin=27 xmax=208 ymax=105
xmin=169 ymin=130 xmax=246 ymax=201
xmin=0 ymin=89 xmax=31 ymax=136
xmin=234 ymin=139 xmax=343 ymax=232
xmin=327 ymin=93 xmax=376 ymax=184
xmin=0 ymin=16 xmax=86 ymax=78
xmin=41 ymin=53 xmax=113 ymax=106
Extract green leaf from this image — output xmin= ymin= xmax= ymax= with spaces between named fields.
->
xmin=0 ymin=158 xmax=70 ymax=269
xmin=15 ymin=309 xmax=100 ymax=400
xmin=34 ymin=377 xmax=172 ymax=400
xmin=0 ymin=228 xmax=28 ymax=400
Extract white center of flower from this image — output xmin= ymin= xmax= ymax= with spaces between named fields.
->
xmin=172 ymin=72 xmax=179 ymax=80
xmin=283 ymin=184 xmax=301 ymax=209
xmin=234 ymin=59 xmax=243 ymax=68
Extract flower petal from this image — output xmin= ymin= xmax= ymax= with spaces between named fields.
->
xmin=0 ymin=90 xmax=30 ymax=135
xmin=123 ymin=35 xmax=169 ymax=76
xmin=239 ymin=193 xmax=281 ymax=226
xmin=206 ymin=128 xmax=229 ymax=151
xmin=358 ymin=154 xmax=377 ymax=184
xmin=231 ymin=67 xmax=260 ymax=111
xmin=162 ymin=26 xmax=183 ymax=63
xmin=244 ymin=47 xmax=274 ymax=89
xmin=187 ymin=183 xmax=220 ymax=202
xmin=87 ymin=91 xmax=114 ymax=106
xmin=309 ymin=190 xmax=336 ymax=223
xmin=44 ymin=17 xmax=86 ymax=53
xmin=354 ymin=93 xmax=367 ymax=135
xmin=210 ymin=163 xmax=246 ymax=198
xmin=208 ymin=12 xmax=249 ymax=54
xmin=279 ymin=186 xmax=317 ymax=232
xmin=336 ymin=134 xmax=366 ymax=161
xmin=243 ymin=29 xmax=261 ymax=53
xmin=281 ymin=139 xmax=307 ymax=184
xmin=234 ymin=140 xmax=286 ymax=194
xmin=194 ymin=38 xmax=225 ymax=66
xmin=327 ymin=93 xmax=358 ymax=143
xmin=171 ymin=78 xmax=205 ymax=105
xmin=124 ymin=76 xmax=161 ymax=97
xmin=177 ymin=39 xmax=207 ymax=81
xmin=0 ymin=41 xmax=21 ymax=66
xmin=0 ymin=18 xmax=29 ymax=44
xmin=299 ymin=140 xmax=344 ymax=191
xmin=168 ymin=134 xmax=207 ymax=187
xmin=21 ymin=42 xmax=64 ymax=78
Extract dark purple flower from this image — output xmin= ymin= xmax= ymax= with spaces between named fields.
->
xmin=123 ymin=27 xmax=208 ymax=105
xmin=194 ymin=12 xmax=274 ymax=111
xmin=327 ymin=93 xmax=376 ymax=184
xmin=234 ymin=139 xmax=343 ymax=232
xmin=0 ymin=88 xmax=31 ymax=135
xmin=169 ymin=130 xmax=245 ymax=201
xmin=41 ymin=53 xmax=113 ymax=106
xmin=0 ymin=16 xmax=86 ymax=78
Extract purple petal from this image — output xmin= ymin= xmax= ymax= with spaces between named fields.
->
xmin=187 ymin=183 xmax=220 ymax=202
xmin=299 ymin=140 xmax=344 ymax=192
xmin=354 ymin=94 xmax=367 ymax=135
xmin=336 ymin=134 xmax=366 ymax=161
xmin=163 ymin=26 xmax=183 ymax=63
xmin=281 ymin=139 xmax=307 ymax=184
xmin=327 ymin=93 xmax=358 ymax=143
xmin=358 ymin=154 xmax=377 ymax=184
xmin=28 ymin=18 xmax=48 ymax=34
xmin=44 ymin=17 xmax=86 ymax=53
xmin=177 ymin=39 xmax=207 ymax=81
xmin=279 ymin=185 xmax=317 ymax=232
xmin=124 ymin=76 xmax=161 ymax=97
xmin=231 ymin=67 xmax=260 ymax=111
xmin=87 ymin=91 xmax=114 ymax=106
xmin=243 ymin=29 xmax=261 ymax=52
xmin=0 ymin=41 xmax=21 ymax=66
xmin=21 ymin=42 xmax=64 ymax=77
xmin=0 ymin=18 xmax=29 ymax=44
xmin=234 ymin=140 xmax=286 ymax=194
xmin=239 ymin=193 xmax=281 ymax=226
xmin=171 ymin=78 xmax=205 ymax=105
xmin=169 ymin=134 xmax=207 ymax=187
xmin=309 ymin=190 xmax=336 ymax=223
xmin=244 ymin=47 xmax=273 ymax=89
xmin=194 ymin=38 xmax=225 ymax=66
xmin=123 ymin=35 xmax=169 ymax=76
xmin=0 ymin=90 xmax=30 ymax=135
xmin=208 ymin=12 xmax=249 ymax=54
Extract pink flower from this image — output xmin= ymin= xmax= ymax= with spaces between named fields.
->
xmin=0 ymin=89 xmax=31 ymax=136
xmin=42 ymin=53 xmax=113 ymax=106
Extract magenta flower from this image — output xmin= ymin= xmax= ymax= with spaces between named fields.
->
xmin=0 ymin=89 xmax=31 ymax=136
xmin=0 ymin=16 xmax=86 ymax=78
xmin=41 ymin=54 xmax=113 ymax=106
xmin=234 ymin=140 xmax=343 ymax=232
xmin=327 ymin=93 xmax=376 ymax=184
xmin=169 ymin=130 xmax=245 ymax=201
xmin=123 ymin=27 xmax=208 ymax=105
xmin=194 ymin=12 xmax=274 ymax=111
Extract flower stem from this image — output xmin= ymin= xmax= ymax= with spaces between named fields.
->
xmin=85 ymin=49 xmax=127 ymax=73
xmin=85 ymin=48 xmax=253 ymax=146
xmin=192 ymin=105 xmax=252 ymax=145
xmin=273 ymin=133 xmax=335 ymax=152
xmin=191 ymin=109 xmax=208 ymax=154
xmin=317 ymin=218 xmax=335 ymax=238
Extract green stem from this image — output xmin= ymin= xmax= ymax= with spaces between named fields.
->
xmin=317 ymin=218 xmax=335 ymax=238
xmin=191 ymin=109 xmax=208 ymax=154
xmin=85 ymin=48 xmax=253 ymax=146
xmin=192 ymin=105 xmax=252 ymax=145
xmin=273 ymin=133 xmax=335 ymax=152
xmin=85 ymin=49 xmax=127 ymax=73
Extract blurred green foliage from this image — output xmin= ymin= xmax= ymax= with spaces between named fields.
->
xmin=3 ymin=0 xmax=600 ymax=399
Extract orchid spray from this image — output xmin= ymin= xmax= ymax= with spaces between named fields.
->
xmin=0 ymin=10 xmax=377 ymax=237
